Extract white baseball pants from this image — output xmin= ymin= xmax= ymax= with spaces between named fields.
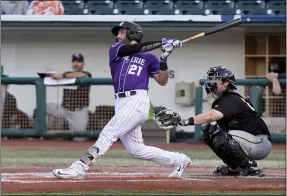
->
xmin=94 ymin=90 xmax=183 ymax=167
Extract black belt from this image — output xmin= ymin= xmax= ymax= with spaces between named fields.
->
xmin=115 ymin=90 xmax=137 ymax=99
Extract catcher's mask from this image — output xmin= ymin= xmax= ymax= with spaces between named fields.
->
xmin=111 ymin=21 xmax=143 ymax=43
xmin=204 ymin=66 xmax=237 ymax=98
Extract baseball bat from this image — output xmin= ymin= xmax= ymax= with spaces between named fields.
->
xmin=181 ymin=18 xmax=242 ymax=43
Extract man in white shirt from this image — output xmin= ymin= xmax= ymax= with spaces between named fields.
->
xmin=1 ymin=0 xmax=29 ymax=15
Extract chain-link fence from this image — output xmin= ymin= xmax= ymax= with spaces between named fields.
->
xmin=1 ymin=79 xmax=285 ymax=142
xmin=1 ymin=85 xmax=36 ymax=131
xmin=244 ymin=85 xmax=286 ymax=134
xmin=263 ymin=86 xmax=286 ymax=134
xmin=45 ymin=85 xmax=115 ymax=134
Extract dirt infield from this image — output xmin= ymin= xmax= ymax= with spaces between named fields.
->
xmin=2 ymin=167 xmax=285 ymax=192
xmin=1 ymin=139 xmax=286 ymax=193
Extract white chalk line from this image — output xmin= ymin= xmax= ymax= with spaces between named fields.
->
xmin=2 ymin=172 xmax=285 ymax=178
xmin=186 ymin=175 xmax=286 ymax=179
xmin=3 ymin=172 xmax=167 ymax=177
xmin=1 ymin=172 xmax=212 ymax=183
xmin=1 ymin=171 xmax=285 ymax=185
xmin=1 ymin=178 xmax=211 ymax=183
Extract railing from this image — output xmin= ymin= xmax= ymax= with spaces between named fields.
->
xmin=194 ymin=78 xmax=286 ymax=143
xmin=1 ymin=77 xmax=285 ymax=143
xmin=1 ymin=77 xmax=112 ymax=139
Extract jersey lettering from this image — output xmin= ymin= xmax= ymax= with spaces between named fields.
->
xmin=128 ymin=64 xmax=143 ymax=76
xmin=240 ymin=98 xmax=255 ymax=111
xmin=109 ymin=44 xmax=160 ymax=93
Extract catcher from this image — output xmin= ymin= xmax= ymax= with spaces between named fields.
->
xmin=154 ymin=66 xmax=271 ymax=176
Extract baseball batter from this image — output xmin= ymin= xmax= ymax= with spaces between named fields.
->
xmin=53 ymin=21 xmax=191 ymax=179
xmin=155 ymin=66 xmax=272 ymax=176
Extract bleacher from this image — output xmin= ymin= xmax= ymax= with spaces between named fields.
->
xmin=60 ymin=0 xmax=286 ymax=16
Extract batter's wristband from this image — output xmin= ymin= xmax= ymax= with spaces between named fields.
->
xmin=187 ymin=117 xmax=194 ymax=125
xmin=160 ymin=61 xmax=168 ymax=71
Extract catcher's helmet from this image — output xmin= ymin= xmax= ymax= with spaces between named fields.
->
xmin=111 ymin=21 xmax=143 ymax=42
xmin=204 ymin=66 xmax=237 ymax=95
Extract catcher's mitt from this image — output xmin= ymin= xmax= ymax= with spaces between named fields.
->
xmin=154 ymin=106 xmax=180 ymax=130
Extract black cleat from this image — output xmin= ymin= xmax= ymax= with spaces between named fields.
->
xmin=213 ymin=165 xmax=240 ymax=176
xmin=239 ymin=160 xmax=264 ymax=177
xmin=240 ymin=166 xmax=264 ymax=177
xmin=250 ymin=160 xmax=258 ymax=167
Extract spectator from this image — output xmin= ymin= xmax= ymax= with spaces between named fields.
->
xmin=46 ymin=53 xmax=92 ymax=141
xmin=265 ymin=61 xmax=286 ymax=118
xmin=1 ymin=0 xmax=29 ymax=15
xmin=266 ymin=61 xmax=286 ymax=95
xmin=26 ymin=0 xmax=64 ymax=15
xmin=0 ymin=75 xmax=32 ymax=130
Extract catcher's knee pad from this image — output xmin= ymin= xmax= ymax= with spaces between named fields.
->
xmin=213 ymin=130 xmax=250 ymax=168
xmin=80 ymin=146 xmax=101 ymax=166
xmin=212 ymin=130 xmax=228 ymax=149
xmin=201 ymin=122 xmax=218 ymax=146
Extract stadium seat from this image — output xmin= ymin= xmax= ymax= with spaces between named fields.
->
xmin=62 ymin=1 xmax=85 ymax=15
xmin=85 ymin=0 xmax=114 ymax=15
xmin=266 ymin=0 xmax=286 ymax=15
xmin=114 ymin=0 xmax=144 ymax=15
xmin=205 ymin=1 xmax=236 ymax=15
xmin=235 ymin=0 xmax=267 ymax=15
xmin=173 ymin=1 xmax=205 ymax=15
xmin=143 ymin=0 xmax=174 ymax=15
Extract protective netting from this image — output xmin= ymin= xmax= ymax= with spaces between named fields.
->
xmin=1 ymin=85 xmax=36 ymax=130
xmin=45 ymin=85 xmax=115 ymax=133
xmin=245 ymin=86 xmax=286 ymax=134
xmin=1 ymin=83 xmax=285 ymax=135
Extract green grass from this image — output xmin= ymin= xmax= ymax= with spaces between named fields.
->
xmin=1 ymin=190 xmax=286 ymax=196
xmin=2 ymin=148 xmax=285 ymax=160
xmin=2 ymin=148 xmax=286 ymax=168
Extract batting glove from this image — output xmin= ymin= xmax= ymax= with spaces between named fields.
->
xmin=167 ymin=39 xmax=182 ymax=48
xmin=160 ymin=38 xmax=173 ymax=62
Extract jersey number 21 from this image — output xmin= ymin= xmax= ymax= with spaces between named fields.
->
xmin=128 ymin=64 xmax=142 ymax=76
xmin=240 ymin=98 xmax=255 ymax=111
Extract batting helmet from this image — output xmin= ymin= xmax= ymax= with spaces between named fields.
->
xmin=204 ymin=66 xmax=237 ymax=95
xmin=111 ymin=21 xmax=143 ymax=42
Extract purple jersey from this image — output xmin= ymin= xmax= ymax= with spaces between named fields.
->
xmin=109 ymin=42 xmax=160 ymax=93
